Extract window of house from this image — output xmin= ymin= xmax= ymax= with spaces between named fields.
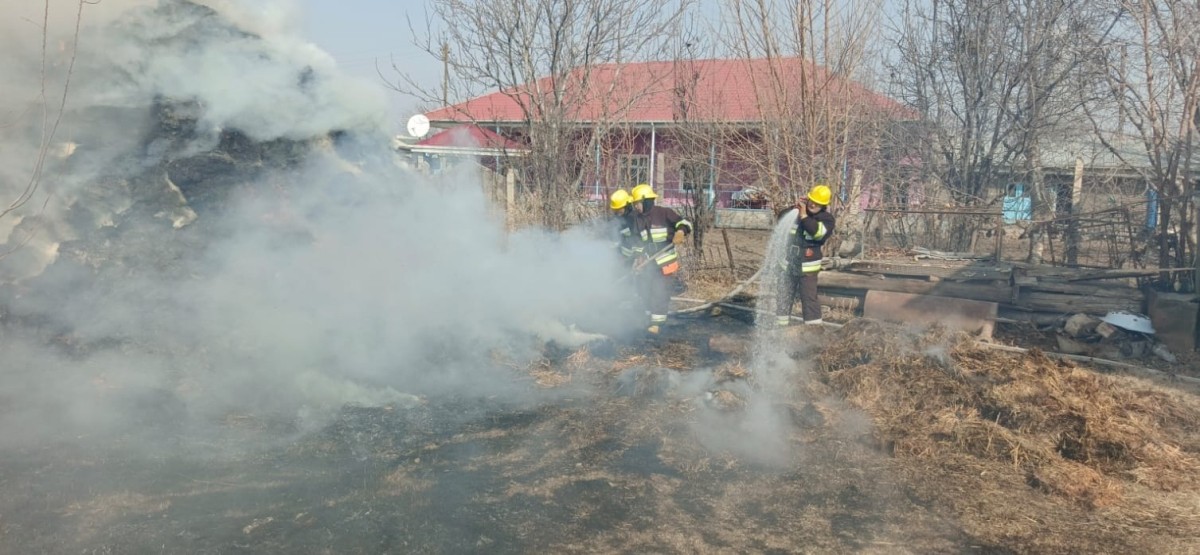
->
xmin=679 ymin=160 xmax=709 ymax=191
xmin=619 ymin=155 xmax=650 ymax=187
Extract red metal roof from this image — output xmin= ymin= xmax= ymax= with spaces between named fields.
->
xmin=415 ymin=125 xmax=528 ymax=152
xmin=424 ymin=58 xmax=912 ymax=124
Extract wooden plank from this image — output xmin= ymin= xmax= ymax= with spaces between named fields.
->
xmin=841 ymin=260 xmax=1011 ymax=282
xmin=1011 ymin=263 xmax=1194 ymax=282
xmin=820 ymin=271 xmax=1142 ymax=316
xmin=1069 ymin=267 xmax=1195 ymax=282
xmin=1023 ymin=281 xmax=1144 ymax=300
xmin=997 ymin=309 xmax=1068 ymax=325
xmin=817 ymin=271 xmax=1014 ymax=303
xmin=1016 ymin=291 xmax=1143 ymax=314
xmin=820 ymin=294 xmax=862 ymax=312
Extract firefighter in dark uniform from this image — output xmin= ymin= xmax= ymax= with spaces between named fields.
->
xmin=777 ymin=184 xmax=835 ymax=326
xmin=630 ymin=183 xmax=692 ymax=334
xmin=609 ymin=189 xmax=639 ymax=259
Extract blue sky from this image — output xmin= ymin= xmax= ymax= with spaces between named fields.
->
xmin=299 ymin=0 xmax=440 ymax=127
xmin=296 ymin=0 xmax=888 ymax=132
xmin=297 ymin=0 xmax=731 ymax=130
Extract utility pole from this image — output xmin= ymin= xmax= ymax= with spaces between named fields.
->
xmin=441 ymin=41 xmax=450 ymax=107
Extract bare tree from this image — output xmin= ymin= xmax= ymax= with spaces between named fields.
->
xmin=722 ymin=0 xmax=887 ymax=212
xmin=392 ymin=0 xmax=692 ymax=230
xmin=887 ymin=0 xmax=1113 ymax=258
xmin=663 ymin=22 xmax=722 ymax=257
xmin=1085 ymin=0 xmax=1200 ymax=289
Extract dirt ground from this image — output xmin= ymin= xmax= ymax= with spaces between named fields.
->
xmin=3 ymin=314 xmax=1199 ymax=554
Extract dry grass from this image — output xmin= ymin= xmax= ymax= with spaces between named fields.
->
xmin=815 ymin=318 xmax=1200 ymax=509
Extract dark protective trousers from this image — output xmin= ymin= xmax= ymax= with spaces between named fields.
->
xmin=777 ymin=271 xmax=822 ymax=322
xmin=638 ymin=266 xmax=672 ymax=322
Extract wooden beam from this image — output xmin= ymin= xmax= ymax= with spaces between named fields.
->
xmin=1016 ymin=291 xmax=1143 ymax=314
xmin=841 ymin=260 xmax=1011 ymax=282
xmin=817 ymin=271 xmax=1014 ymax=303
xmin=1022 ymin=281 xmax=1144 ymax=299
xmin=1011 ymin=263 xmax=1193 ymax=282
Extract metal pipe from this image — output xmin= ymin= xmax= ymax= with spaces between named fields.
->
xmin=649 ymin=123 xmax=656 ymax=188
xmin=708 ymin=142 xmax=717 ymax=208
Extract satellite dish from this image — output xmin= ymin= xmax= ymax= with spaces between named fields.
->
xmin=406 ymin=114 xmax=430 ymax=138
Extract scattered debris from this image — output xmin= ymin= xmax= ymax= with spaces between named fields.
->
xmin=703 ymin=389 xmax=746 ymax=412
xmin=614 ymin=367 xmax=677 ymax=399
xmin=242 ymin=517 xmax=274 ymax=535
xmin=1153 ymin=343 xmax=1178 ymax=364
xmin=1064 ymin=313 xmax=1100 ymax=338
xmin=1096 ymin=321 xmax=1120 ymax=339
xmin=1046 ymin=312 xmax=1182 ymax=364
xmin=1055 ymin=333 xmax=1090 ymax=355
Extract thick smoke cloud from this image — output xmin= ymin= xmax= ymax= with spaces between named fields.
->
xmin=0 ymin=0 xmax=632 ymax=449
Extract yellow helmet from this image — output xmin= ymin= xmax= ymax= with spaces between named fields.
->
xmin=630 ymin=183 xmax=658 ymax=201
xmin=807 ymin=184 xmax=832 ymax=206
xmin=609 ymin=189 xmax=632 ymax=211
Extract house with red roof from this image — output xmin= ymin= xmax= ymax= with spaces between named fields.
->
xmin=414 ymin=57 xmax=913 ymax=210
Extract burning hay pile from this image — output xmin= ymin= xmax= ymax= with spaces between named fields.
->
xmin=816 ymin=319 xmax=1200 ymax=509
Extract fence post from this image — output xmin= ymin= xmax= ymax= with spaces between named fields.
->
xmin=722 ymin=228 xmax=736 ymax=279
xmin=994 ymin=214 xmax=1004 ymax=261
xmin=1067 ymin=157 xmax=1084 ymax=265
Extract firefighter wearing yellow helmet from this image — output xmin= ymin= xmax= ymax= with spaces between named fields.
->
xmin=609 ymin=189 xmax=639 ymax=260
xmin=629 ymin=183 xmax=692 ymax=334
xmin=776 ymin=184 xmax=836 ymax=326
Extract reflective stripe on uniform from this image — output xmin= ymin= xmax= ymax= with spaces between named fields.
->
xmin=801 ymin=260 xmax=822 ymax=273
xmin=649 ymin=226 xmax=670 ymax=242
xmin=776 ymin=315 xmax=791 ymax=326
xmin=650 ymin=314 xmax=668 ymax=323
xmin=791 ymin=221 xmax=827 ymax=241
xmin=807 ymin=222 xmax=827 ymax=241
xmin=676 ymin=219 xmax=693 ymax=231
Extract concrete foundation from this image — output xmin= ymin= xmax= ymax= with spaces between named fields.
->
xmin=714 ymin=209 xmax=773 ymax=230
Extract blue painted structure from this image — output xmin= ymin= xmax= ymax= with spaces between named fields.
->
xmin=1002 ymin=183 xmax=1032 ymax=223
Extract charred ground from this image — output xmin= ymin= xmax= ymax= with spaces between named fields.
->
xmin=3 ymin=315 xmax=1198 ymax=554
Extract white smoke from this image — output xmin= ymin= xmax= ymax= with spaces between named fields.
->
xmin=83 ymin=0 xmax=385 ymax=141
xmin=0 ymin=0 xmax=633 ymax=449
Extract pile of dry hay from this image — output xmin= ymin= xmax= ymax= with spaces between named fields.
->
xmin=816 ymin=319 xmax=1200 ymax=508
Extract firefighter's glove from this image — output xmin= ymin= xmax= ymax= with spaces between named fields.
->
xmin=672 ymin=229 xmax=686 ymax=246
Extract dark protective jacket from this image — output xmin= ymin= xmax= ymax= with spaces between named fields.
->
xmin=784 ymin=209 xmax=836 ymax=274
xmin=612 ymin=211 xmax=639 ymax=259
xmin=634 ymin=204 xmax=692 ymax=274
